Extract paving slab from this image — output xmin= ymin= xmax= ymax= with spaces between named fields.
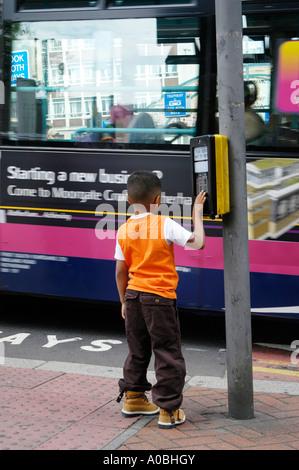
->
xmin=0 ymin=361 xmax=299 ymax=451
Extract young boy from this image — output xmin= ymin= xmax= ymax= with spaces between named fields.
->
xmin=115 ymin=170 xmax=206 ymax=429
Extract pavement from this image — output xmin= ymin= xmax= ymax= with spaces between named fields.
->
xmin=0 ymin=345 xmax=299 ymax=453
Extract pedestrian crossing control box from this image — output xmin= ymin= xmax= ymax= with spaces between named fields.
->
xmin=190 ymin=134 xmax=230 ymax=218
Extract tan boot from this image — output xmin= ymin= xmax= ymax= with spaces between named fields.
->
xmin=121 ymin=391 xmax=159 ymax=417
xmin=158 ymin=408 xmax=186 ymax=429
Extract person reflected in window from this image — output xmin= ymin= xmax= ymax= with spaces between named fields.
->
xmin=109 ymin=104 xmax=133 ymax=143
xmin=244 ymin=81 xmax=266 ymax=145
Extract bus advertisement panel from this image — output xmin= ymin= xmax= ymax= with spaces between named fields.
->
xmin=0 ymin=149 xmax=298 ymax=318
xmin=277 ymin=40 xmax=299 ymax=113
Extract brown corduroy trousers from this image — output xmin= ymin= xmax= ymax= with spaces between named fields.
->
xmin=118 ymin=289 xmax=186 ymax=413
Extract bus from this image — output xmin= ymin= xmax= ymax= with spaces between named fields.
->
xmin=0 ymin=0 xmax=298 ymax=320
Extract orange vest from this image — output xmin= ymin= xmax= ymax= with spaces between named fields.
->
xmin=117 ymin=214 xmax=179 ymax=298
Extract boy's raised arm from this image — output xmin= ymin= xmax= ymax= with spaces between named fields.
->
xmin=186 ymin=190 xmax=206 ymax=250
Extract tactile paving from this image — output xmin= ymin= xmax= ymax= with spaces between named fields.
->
xmin=1 ymin=389 xmax=103 ymax=422
xmin=0 ymin=367 xmax=64 ymax=389
xmin=36 ymin=373 xmax=117 ymax=401
xmin=0 ymin=415 xmax=69 ymax=450
xmin=36 ymin=422 xmax=123 ymax=450
xmin=81 ymin=399 xmax=140 ymax=428
xmin=0 ymin=370 xmax=135 ymax=450
xmin=0 ymin=385 xmax=27 ymax=401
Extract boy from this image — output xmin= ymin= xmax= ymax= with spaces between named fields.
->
xmin=115 ymin=170 xmax=206 ymax=429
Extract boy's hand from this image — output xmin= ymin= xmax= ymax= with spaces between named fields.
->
xmin=194 ymin=190 xmax=206 ymax=208
xmin=121 ymin=302 xmax=126 ymax=319
xmin=186 ymin=190 xmax=206 ymax=250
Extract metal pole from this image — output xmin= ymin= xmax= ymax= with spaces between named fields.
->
xmin=215 ymin=0 xmax=254 ymax=419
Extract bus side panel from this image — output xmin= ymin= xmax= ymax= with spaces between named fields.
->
xmin=1 ymin=247 xmax=298 ymax=319
xmin=0 ymin=222 xmax=298 ymax=318
xmin=0 ymin=255 xmax=118 ymax=301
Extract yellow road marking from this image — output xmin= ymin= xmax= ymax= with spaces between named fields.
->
xmin=253 ymin=366 xmax=299 ymax=377
xmin=255 ymin=359 xmax=293 ymax=366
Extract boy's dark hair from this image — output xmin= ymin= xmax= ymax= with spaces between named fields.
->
xmin=127 ymin=170 xmax=161 ymax=204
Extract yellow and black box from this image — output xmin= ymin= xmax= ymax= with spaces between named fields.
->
xmin=190 ymin=134 xmax=230 ymax=218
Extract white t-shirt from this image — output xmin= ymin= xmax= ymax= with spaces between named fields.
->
xmin=114 ymin=212 xmax=192 ymax=261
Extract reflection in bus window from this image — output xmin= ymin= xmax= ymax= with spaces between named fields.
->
xmin=7 ymin=18 xmax=200 ymax=148
xmin=247 ymin=158 xmax=299 ymax=240
xmin=242 ymin=13 xmax=299 ymax=149
xmin=244 ymin=80 xmax=266 ymax=144
xmin=8 ymin=12 xmax=299 ymax=151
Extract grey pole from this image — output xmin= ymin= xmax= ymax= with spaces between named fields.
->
xmin=215 ymin=0 xmax=254 ymax=419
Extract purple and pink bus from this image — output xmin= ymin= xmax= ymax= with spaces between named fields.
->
xmin=0 ymin=0 xmax=298 ymax=319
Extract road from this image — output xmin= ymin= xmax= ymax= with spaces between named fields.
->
xmin=0 ymin=294 xmax=298 ymax=381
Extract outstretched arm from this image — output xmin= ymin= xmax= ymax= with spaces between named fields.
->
xmin=186 ymin=190 xmax=206 ymax=250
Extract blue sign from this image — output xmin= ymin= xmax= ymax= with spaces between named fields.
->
xmin=164 ymin=92 xmax=186 ymax=116
xmin=11 ymin=51 xmax=29 ymax=86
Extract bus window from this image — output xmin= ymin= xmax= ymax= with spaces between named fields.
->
xmin=107 ymin=0 xmax=194 ymax=5
xmin=17 ymin=1 xmax=99 ymax=9
xmin=5 ymin=16 xmax=200 ymax=148
xmin=243 ymin=13 xmax=299 ymax=149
